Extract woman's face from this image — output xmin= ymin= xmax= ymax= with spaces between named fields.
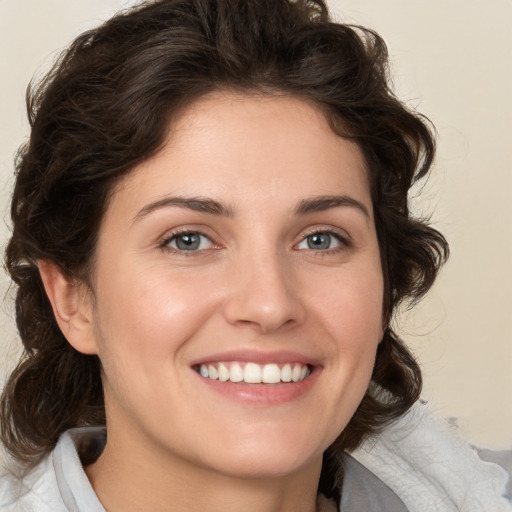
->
xmin=85 ymin=92 xmax=384 ymax=478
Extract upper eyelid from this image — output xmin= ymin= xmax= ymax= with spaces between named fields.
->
xmin=295 ymin=227 xmax=354 ymax=253
xmin=160 ymin=226 xmax=215 ymax=243
xmin=160 ymin=230 xmax=218 ymax=254
xmin=299 ymin=225 xmax=351 ymax=241
xmin=165 ymin=230 xmax=211 ymax=241
xmin=157 ymin=225 xmax=352 ymax=248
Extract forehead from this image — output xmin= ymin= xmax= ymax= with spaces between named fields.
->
xmin=107 ymin=91 xmax=372 ymax=219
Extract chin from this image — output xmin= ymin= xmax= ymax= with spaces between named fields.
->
xmin=193 ymin=427 xmax=329 ymax=480
xmin=209 ymin=451 xmax=321 ymax=480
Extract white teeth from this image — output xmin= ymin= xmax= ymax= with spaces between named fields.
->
xmin=281 ymin=363 xmax=292 ymax=382
xmin=292 ymin=364 xmax=302 ymax=382
xmin=208 ymin=364 xmax=218 ymax=380
xmin=229 ymin=363 xmax=244 ymax=382
xmin=197 ymin=362 xmax=311 ymax=384
xmin=262 ymin=363 xmax=281 ymax=384
xmin=218 ymin=363 xmax=229 ymax=382
xmin=243 ymin=362 xmax=262 ymax=383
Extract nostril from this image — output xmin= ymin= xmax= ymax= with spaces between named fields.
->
xmin=221 ymin=261 xmax=306 ymax=332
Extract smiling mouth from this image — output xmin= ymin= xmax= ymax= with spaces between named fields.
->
xmin=193 ymin=362 xmax=312 ymax=384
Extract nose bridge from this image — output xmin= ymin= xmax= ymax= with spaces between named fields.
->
xmin=223 ymin=239 xmax=303 ymax=332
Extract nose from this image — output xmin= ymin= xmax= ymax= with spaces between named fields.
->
xmin=222 ymin=249 xmax=306 ymax=334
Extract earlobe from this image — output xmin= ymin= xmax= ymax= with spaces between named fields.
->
xmin=38 ymin=260 xmax=98 ymax=355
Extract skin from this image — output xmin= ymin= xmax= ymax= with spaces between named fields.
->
xmin=41 ymin=91 xmax=384 ymax=512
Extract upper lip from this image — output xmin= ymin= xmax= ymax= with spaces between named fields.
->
xmin=189 ymin=349 xmax=321 ymax=367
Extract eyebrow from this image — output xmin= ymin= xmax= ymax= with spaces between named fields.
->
xmin=295 ymin=195 xmax=371 ymax=219
xmin=133 ymin=196 xmax=234 ymax=223
xmin=133 ymin=193 xmax=370 ymax=223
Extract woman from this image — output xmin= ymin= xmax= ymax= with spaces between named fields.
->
xmin=0 ymin=1 xmax=508 ymax=511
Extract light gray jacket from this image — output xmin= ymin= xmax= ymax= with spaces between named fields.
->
xmin=1 ymin=404 xmax=510 ymax=511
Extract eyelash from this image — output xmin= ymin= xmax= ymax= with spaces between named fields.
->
xmin=159 ymin=229 xmax=217 ymax=255
xmin=298 ymin=228 xmax=351 ymax=255
xmin=159 ymin=228 xmax=351 ymax=255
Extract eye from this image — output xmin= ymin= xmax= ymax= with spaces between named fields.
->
xmin=164 ymin=231 xmax=214 ymax=251
xmin=296 ymin=231 xmax=345 ymax=251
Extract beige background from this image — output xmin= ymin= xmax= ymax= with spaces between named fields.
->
xmin=0 ymin=0 xmax=510 ymax=449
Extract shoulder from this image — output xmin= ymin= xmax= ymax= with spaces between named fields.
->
xmin=0 ymin=452 xmax=65 ymax=512
xmin=0 ymin=427 xmax=106 ymax=512
xmin=350 ymin=402 xmax=512 ymax=512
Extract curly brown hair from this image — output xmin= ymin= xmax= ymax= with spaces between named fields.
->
xmin=1 ymin=0 xmax=448 ymax=502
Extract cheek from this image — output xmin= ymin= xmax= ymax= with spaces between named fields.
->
xmin=309 ymin=265 xmax=384 ymax=339
xmin=305 ymin=262 xmax=383 ymax=413
xmin=90 ymin=269 xmax=216 ymax=421
xmin=91 ymin=266 xmax=218 ymax=376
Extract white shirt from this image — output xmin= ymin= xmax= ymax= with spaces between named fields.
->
xmin=1 ymin=403 xmax=510 ymax=511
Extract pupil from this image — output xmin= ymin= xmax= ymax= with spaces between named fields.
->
xmin=308 ymin=233 xmax=330 ymax=250
xmin=177 ymin=233 xmax=200 ymax=250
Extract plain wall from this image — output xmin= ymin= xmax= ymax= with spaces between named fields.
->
xmin=0 ymin=0 xmax=511 ymax=449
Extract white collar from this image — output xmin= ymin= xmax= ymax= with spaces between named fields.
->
xmin=351 ymin=402 xmax=512 ymax=512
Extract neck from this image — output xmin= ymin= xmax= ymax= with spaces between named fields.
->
xmin=85 ymin=424 xmax=324 ymax=512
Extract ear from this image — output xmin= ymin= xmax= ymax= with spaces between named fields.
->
xmin=38 ymin=260 xmax=98 ymax=355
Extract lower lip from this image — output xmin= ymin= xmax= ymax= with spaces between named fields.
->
xmin=193 ymin=367 xmax=321 ymax=405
